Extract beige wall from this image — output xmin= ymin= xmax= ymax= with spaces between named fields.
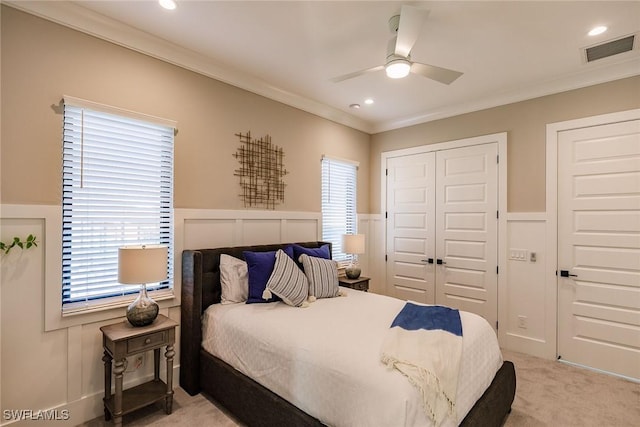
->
xmin=0 ymin=6 xmax=370 ymax=423
xmin=370 ymin=76 xmax=640 ymax=213
xmin=1 ymin=4 xmax=639 ymax=424
xmin=0 ymin=6 xmax=370 ymax=213
xmin=4 ymin=5 xmax=638 ymax=217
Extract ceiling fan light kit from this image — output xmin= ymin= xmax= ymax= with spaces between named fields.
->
xmin=331 ymin=5 xmax=463 ymax=85
xmin=385 ymin=59 xmax=411 ymax=79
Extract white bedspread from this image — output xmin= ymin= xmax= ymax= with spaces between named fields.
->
xmin=202 ymin=288 xmax=503 ymax=427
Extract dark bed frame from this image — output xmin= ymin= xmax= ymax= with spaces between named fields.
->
xmin=180 ymin=241 xmax=516 ymax=427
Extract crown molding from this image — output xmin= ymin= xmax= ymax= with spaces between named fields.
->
xmin=6 ymin=1 xmax=375 ymax=134
xmin=373 ymin=56 xmax=640 ymax=133
xmin=7 ymin=1 xmax=639 ymax=136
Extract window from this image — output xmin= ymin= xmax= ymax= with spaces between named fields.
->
xmin=321 ymin=156 xmax=357 ymax=262
xmin=62 ymin=97 xmax=175 ymax=314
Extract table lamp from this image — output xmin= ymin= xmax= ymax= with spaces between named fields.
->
xmin=342 ymin=233 xmax=365 ymax=279
xmin=119 ymin=245 xmax=168 ymax=327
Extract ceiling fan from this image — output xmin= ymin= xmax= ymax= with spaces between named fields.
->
xmin=331 ymin=5 xmax=463 ymax=85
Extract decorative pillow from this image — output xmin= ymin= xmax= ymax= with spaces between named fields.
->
xmin=244 ymin=246 xmax=294 ymax=303
xmin=219 ymin=254 xmax=248 ymax=304
xmin=292 ymin=244 xmax=331 ymax=270
xmin=263 ymin=249 xmax=309 ymax=307
xmin=300 ymin=254 xmax=340 ymax=299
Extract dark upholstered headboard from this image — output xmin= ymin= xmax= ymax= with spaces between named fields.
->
xmin=180 ymin=241 xmax=331 ymax=395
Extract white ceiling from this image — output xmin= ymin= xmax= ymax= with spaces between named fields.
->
xmin=10 ymin=1 xmax=640 ymax=134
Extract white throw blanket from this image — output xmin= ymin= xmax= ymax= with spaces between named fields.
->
xmin=381 ymin=303 xmax=463 ymax=426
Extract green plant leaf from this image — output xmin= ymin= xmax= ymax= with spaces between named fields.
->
xmin=0 ymin=235 xmax=38 ymax=255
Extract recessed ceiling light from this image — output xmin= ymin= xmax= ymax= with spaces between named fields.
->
xmin=349 ymin=103 xmax=361 ymax=109
xmin=588 ymin=26 xmax=607 ymax=36
xmin=159 ymin=0 xmax=177 ymax=10
xmin=364 ymin=98 xmax=374 ymax=105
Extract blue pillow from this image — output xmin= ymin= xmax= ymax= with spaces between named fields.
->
xmin=292 ymin=244 xmax=330 ymax=269
xmin=244 ymin=246 xmax=294 ymax=303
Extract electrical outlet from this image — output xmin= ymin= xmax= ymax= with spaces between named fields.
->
xmin=135 ymin=354 xmax=144 ymax=370
xmin=530 ymin=252 xmax=537 ymax=262
xmin=125 ymin=354 xmax=145 ymax=372
xmin=517 ymin=315 xmax=528 ymax=329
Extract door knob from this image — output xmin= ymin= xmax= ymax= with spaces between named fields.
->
xmin=559 ymin=270 xmax=577 ymax=278
xmin=421 ymin=258 xmax=434 ymax=264
xmin=436 ymin=259 xmax=446 ymax=265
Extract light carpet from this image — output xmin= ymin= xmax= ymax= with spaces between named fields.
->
xmin=80 ymin=349 xmax=639 ymax=426
xmin=502 ymin=349 xmax=639 ymax=426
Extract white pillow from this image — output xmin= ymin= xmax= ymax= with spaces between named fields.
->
xmin=220 ymin=254 xmax=248 ymax=304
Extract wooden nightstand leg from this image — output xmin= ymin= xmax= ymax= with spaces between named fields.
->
xmin=154 ymin=348 xmax=160 ymax=381
xmin=113 ymin=359 xmax=126 ymax=427
xmin=164 ymin=344 xmax=175 ymax=414
xmin=102 ymin=351 xmax=112 ymax=421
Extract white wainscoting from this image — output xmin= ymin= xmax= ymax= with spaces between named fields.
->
xmin=500 ymin=212 xmax=556 ymax=359
xmin=1 ymin=205 xmax=183 ymax=427
xmin=0 ymin=206 xmax=344 ymax=426
xmin=174 ymin=209 xmax=323 ymax=298
xmin=1 ymin=204 xmax=557 ymax=425
xmin=176 ymin=209 xmax=321 ymax=250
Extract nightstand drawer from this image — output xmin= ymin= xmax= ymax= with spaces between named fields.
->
xmin=350 ymin=281 xmax=368 ymax=291
xmin=127 ymin=331 xmax=167 ymax=353
xmin=339 ymin=276 xmax=369 ymax=292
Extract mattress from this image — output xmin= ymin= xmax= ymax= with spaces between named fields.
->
xmin=202 ymin=288 xmax=503 ymax=427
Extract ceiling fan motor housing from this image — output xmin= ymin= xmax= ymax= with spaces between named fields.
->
xmin=386 ymin=37 xmax=410 ymax=63
xmin=388 ymin=14 xmax=400 ymax=33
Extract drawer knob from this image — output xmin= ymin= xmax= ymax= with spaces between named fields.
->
xmin=144 ymin=338 xmax=151 ymax=344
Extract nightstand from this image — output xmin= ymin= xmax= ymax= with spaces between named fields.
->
xmin=100 ymin=314 xmax=178 ymax=427
xmin=339 ymin=276 xmax=370 ymax=292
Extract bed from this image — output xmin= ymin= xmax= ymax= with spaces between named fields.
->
xmin=180 ymin=241 xmax=516 ymax=426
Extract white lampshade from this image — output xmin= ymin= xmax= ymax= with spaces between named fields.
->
xmin=342 ymin=234 xmax=365 ymax=255
xmin=118 ymin=245 xmax=168 ymax=284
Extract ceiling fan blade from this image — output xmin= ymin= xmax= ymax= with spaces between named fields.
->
xmin=394 ymin=5 xmax=430 ymax=58
xmin=329 ymin=65 xmax=385 ymax=83
xmin=411 ymin=62 xmax=463 ymax=85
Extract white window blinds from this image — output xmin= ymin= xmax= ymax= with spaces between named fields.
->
xmin=321 ymin=157 xmax=357 ymax=262
xmin=62 ymin=100 xmax=175 ymax=314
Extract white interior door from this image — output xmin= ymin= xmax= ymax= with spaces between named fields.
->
xmin=386 ymin=153 xmax=436 ymax=303
xmin=435 ymin=144 xmax=499 ymax=329
xmin=558 ymin=119 xmax=640 ymax=380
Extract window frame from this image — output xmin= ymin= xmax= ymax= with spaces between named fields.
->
xmin=60 ymin=96 xmax=176 ymax=317
xmin=320 ymin=155 xmax=358 ymax=263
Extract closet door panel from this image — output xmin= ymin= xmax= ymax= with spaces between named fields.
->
xmin=435 ymin=144 xmax=498 ymax=328
xmin=386 ymin=153 xmax=436 ymax=304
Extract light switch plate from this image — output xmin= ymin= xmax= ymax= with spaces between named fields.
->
xmin=509 ymin=249 xmax=527 ymax=261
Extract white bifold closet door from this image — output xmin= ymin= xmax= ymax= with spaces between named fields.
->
xmin=386 ymin=143 xmax=498 ymax=329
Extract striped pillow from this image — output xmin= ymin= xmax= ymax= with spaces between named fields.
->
xmin=300 ymin=254 xmax=339 ymax=299
xmin=263 ymin=249 xmax=309 ymax=307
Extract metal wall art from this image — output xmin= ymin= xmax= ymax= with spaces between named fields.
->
xmin=233 ymin=131 xmax=288 ymax=209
